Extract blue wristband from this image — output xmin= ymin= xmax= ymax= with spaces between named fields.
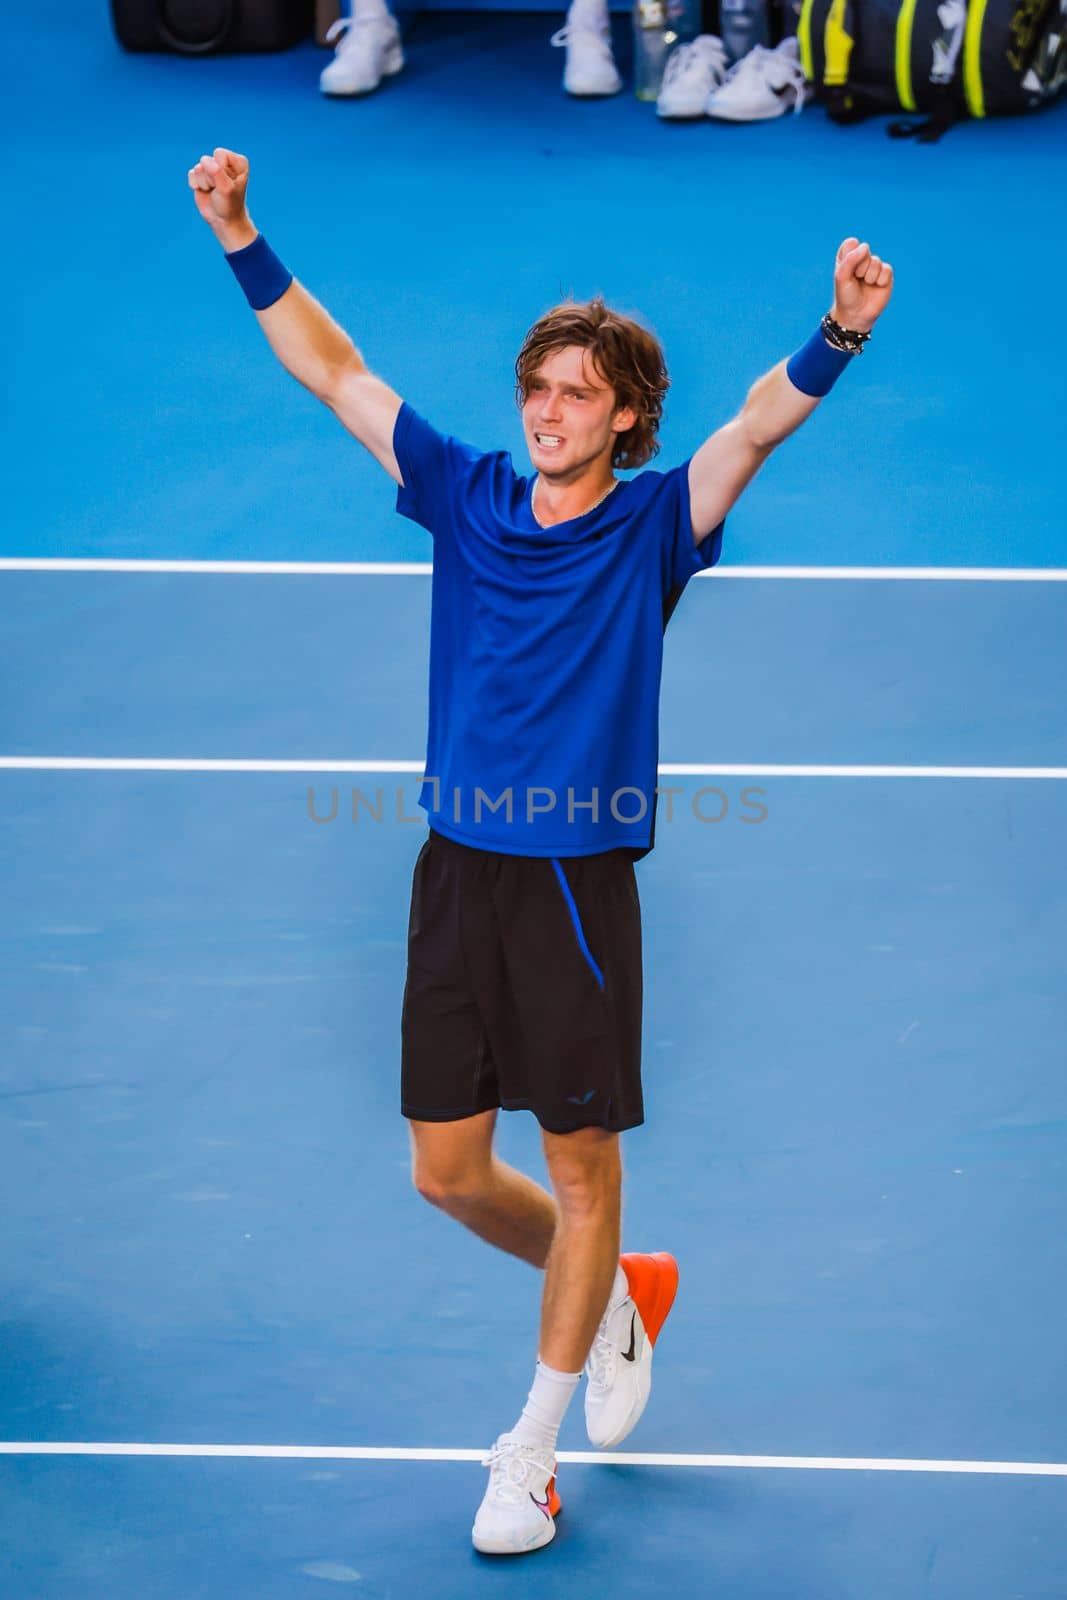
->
xmin=224 ymin=233 xmax=293 ymax=311
xmin=786 ymin=326 xmax=854 ymax=398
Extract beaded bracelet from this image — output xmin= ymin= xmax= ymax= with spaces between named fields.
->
xmin=821 ymin=314 xmax=871 ymax=355
xmin=786 ymin=326 xmax=853 ymax=398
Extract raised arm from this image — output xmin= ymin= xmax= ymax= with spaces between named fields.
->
xmin=188 ymin=147 xmax=403 ymax=483
xmin=687 ymin=238 xmax=894 ymax=541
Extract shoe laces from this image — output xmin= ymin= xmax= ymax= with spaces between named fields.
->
xmin=661 ymin=34 xmax=728 ymax=92
xmin=584 ymin=1321 xmax=618 ymax=1392
xmin=551 ymin=5 xmax=612 ymax=48
xmin=481 ymin=1439 xmax=551 ymax=1507
xmin=325 ymin=14 xmax=390 ymax=49
xmin=720 ymin=40 xmax=806 ymax=109
xmin=721 ymin=42 xmax=773 ymax=84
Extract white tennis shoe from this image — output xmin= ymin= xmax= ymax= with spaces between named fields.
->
xmin=472 ymin=1434 xmax=562 ymax=1555
xmin=657 ymin=34 xmax=729 ymax=117
xmin=319 ymin=13 xmax=404 ymax=96
xmin=585 ymin=1252 xmax=679 ymax=1449
xmin=705 ymin=36 xmax=810 ymax=120
xmin=551 ymin=0 xmax=623 ymax=96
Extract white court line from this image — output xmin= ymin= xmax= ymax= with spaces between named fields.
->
xmin=2 ymin=558 xmax=1067 ymax=581
xmin=0 ymin=1441 xmax=1065 ymax=1476
xmin=0 ymin=560 xmax=434 ymax=576
xmin=0 ymin=758 xmax=427 ymax=773
xmin=2 ymin=759 xmax=1066 ymax=779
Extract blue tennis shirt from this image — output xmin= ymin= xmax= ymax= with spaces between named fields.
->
xmin=394 ymin=403 xmax=724 ymax=858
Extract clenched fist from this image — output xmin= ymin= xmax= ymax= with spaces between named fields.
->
xmin=831 ymin=237 xmax=894 ymax=333
xmin=188 ymin=147 xmax=256 ymax=252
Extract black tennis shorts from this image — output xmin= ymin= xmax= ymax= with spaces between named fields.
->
xmin=401 ymin=829 xmax=644 ymax=1135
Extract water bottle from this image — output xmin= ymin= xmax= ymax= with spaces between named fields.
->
xmin=633 ymin=0 xmax=699 ymax=100
xmin=718 ymin=0 xmax=769 ymax=63
xmin=633 ymin=0 xmax=669 ymax=101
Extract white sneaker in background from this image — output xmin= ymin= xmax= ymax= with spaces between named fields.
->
xmin=705 ymin=35 xmax=810 ymax=120
xmin=319 ymin=13 xmax=405 ymax=97
xmin=551 ymin=0 xmax=623 ymax=96
xmin=657 ymin=34 xmax=729 ymax=117
xmin=471 ymin=1434 xmax=562 ymax=1556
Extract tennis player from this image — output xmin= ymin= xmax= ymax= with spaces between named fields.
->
xmin=189 ymin=146 xmax=893 ymax=1556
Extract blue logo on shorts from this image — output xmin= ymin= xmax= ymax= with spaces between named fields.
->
xmin=566 ymin=1090 xmax=597 ymax=1106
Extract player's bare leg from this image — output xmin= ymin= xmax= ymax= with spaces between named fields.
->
xmin=471 ymin=1125 xmax=621 ymax=1555
xmin=409 ymin=1111 xmax=557 ymax=1268
xmin=538 ymin=1125 xmax=622 ymax=1372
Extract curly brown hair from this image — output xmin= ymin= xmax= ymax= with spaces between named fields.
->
xmin=514 ymin=298 xmax=669 ymax=471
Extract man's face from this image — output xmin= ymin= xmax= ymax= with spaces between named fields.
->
xmin=521 ymin=345 xmax=636 ymax=482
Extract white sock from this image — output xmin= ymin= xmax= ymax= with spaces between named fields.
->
xmin=507 ymin=1360 xmax=581 ymax=1452
xmin=351 ymin=0 xmax=391 ymax=20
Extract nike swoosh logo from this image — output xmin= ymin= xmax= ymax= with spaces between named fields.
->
xmin=771 ymin=82 xmax=794 ymax=98
xmin=529 ymin=1491 xmax=552 ymax=1520
xmin=622 ymin=1310 xmax=637 ymax=1362
xmin=567 ymin=1090 xmax=596 ymax=1105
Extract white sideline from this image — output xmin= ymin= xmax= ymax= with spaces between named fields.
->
xmin=2 ymin=559 xmax=1067 ymax=580
xmin=0 ymin=1441 xmax=1065 ymax=1476
xmin=1 ymin=759 xmax=1066 ymax=779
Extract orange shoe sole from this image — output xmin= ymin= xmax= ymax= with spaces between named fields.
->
xmin=619 ymin=1251 xmax=679 ymax=1346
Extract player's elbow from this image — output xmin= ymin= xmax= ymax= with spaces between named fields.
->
xmin=739 ymin=396 xmax=783 ymax=454
xmin=318 ymin=353 xmax=371 ymax=414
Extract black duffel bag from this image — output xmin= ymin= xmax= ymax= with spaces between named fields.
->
xmin=798 ymin=0 xmax=1067 ymax=139
xmin=111 ymin=0 xmax=314 ymax=53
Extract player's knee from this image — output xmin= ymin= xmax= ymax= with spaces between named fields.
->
xmin=552 ymin=1172 xmax=619 ymax=1222
xmin=546 ymin=1138 xmax=621 ymax=1220
xmin=412 ymin=1153 xmax=491 ymax=1212
xmin=409 ymin=1113 xmax=496 ymax=1212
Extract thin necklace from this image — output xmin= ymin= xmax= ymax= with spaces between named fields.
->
xmin=531 ymin=474 xmax=619 ymax=529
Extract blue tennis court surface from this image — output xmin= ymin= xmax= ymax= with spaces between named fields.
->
xmin=4 ymin=1456 xmax=1066 ymax=1595
xmin=5 ymin=7 xmax=1067 ymax=569
xmin=3 ymin=3 xmax=1067 ymax=1595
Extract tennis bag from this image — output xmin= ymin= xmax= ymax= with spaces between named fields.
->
xmin=111 ymin=0 xmax=313 ymax=53
xmin=797 ymin=0 xmax=1067 ymax=138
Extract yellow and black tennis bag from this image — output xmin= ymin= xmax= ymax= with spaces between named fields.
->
xmin=797 ymin=0 xmax=1067 ymax=138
